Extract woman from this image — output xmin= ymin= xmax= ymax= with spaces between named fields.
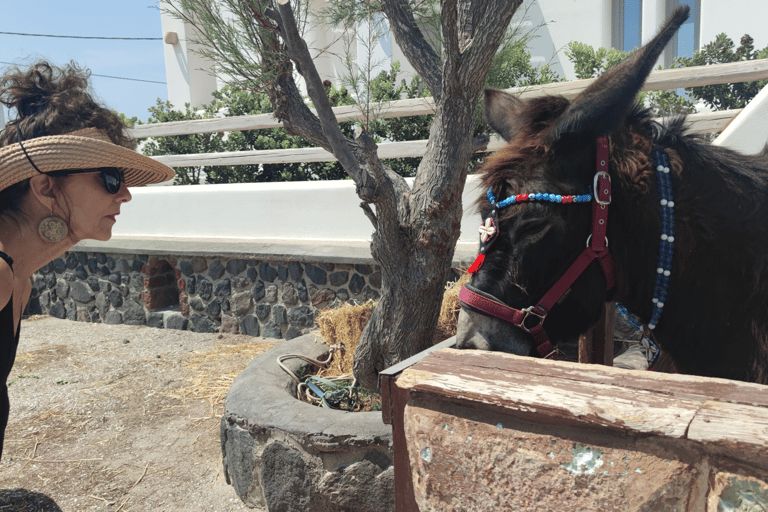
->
xmin=0 ymin=61 xmax=174 ymax=459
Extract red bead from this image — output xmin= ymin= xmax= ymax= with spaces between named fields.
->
xmin=519 ymin=194 xmax=528 ymax=201
xmin=563 ymin=196 xmax=572 ymax=203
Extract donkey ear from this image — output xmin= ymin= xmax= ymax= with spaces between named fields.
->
xmin=547 ymin=6 xmax=690 ymax=146
xmin=483 ymin=88 xmax=526 ymax=142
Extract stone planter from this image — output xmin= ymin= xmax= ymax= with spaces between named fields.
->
xmin=221 ymin=334 xmax=394 ymax=511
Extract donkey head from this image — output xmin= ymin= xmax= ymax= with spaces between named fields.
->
xmin=455 ymin=6 xmax=690 ymax=355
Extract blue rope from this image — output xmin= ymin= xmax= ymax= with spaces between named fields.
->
xmin=649 ymin=150 xmax=675 ymax=330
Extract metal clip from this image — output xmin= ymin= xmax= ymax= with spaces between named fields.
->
xmin=593 ymin=171 xmax=611 ymax=205
xmin=520 ymin=306 xmax=547 ymax=333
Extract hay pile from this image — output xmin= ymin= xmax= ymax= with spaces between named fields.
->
xmin=316 ymin=271 xmax=471 ymax=378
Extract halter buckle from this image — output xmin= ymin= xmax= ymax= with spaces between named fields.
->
xmin=593 ymin=171 xmax=611 ymax=205
xmin=520 ymin=306 xmax=547 ymax=333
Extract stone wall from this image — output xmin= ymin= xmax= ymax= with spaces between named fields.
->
xmin=26 ymin=251 xmax=383 ymax=340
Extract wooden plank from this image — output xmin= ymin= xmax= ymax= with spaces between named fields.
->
xmin=407 ymin=348 xmax=768 ymax=409
xmin=128 ymin=60 xmax=768 ymax=138
xmin=389 ymin=382 xmax=419 ymax=512
xmin=397 ymin=357 xmax=701 ymax=438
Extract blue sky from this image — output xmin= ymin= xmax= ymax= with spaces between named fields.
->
xmin=1 ymin=0 xmax=168 ymax=123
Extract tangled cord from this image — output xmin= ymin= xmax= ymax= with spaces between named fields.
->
xmin=277 ymin=344 xmax=360 ymax=410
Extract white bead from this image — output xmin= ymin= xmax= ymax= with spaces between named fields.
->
xmin=661 ymin=234 xmax=668 ymax=241
xmin=652 ymin=298 xmax=658 ymax=303
xmin=660 ymin=199 xmax=668 ymax=206
xmin=668 ymin=236 xmax=674 ymax=242
xmin=664 ymin=167 xmax=670 ymax=173
xmin=656 ymin=165 xmax=664 ymax=172
xmin=658 ymin=302 xmax=664 ymax=308
xmin=667 ymin=201 xmax=675 ymax=208
xmin=657 ymin=267 xmax=664 ymax=274
xmin=663 ymin=270 xmax=671 ymax=277
xmin=648 ymin=324 xmax=656 ymax=330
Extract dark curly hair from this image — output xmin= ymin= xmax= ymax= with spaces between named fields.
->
xmin=0 ymin=61 xmax=133 ymax=214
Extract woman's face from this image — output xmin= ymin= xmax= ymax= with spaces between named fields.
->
xmin=55 ymin=170 xmax=132 ymax=242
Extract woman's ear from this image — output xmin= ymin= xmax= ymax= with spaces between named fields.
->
xmin=27 ymin=174 xmax=59 ymax=212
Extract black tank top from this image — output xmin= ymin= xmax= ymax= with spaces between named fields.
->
xmin=0 ymin=250 xmax=19 ymax=460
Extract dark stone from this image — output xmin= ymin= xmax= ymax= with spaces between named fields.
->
xmin=38 ymin=262 xmax=54 ymax=274
xmin=56 ymin=280 xmax=70 ymax=299
xmin=288 ymin=306 xmax=315 ymax=327
xmin=98 ymin=265 xmax=110 ymax=277
xmin=221 ymin=298 xmax=230 ymax=311
xmin=288 ymin=261 xmax=303 ymax=280
xmin=63 ymin=272 xmax=76 ymax=282
xmin=260 ymin=442 xmax=312 ymax=510
xmin=74 ymin=265 xmax=88 ymax=281
xmin=251 ymin=281 xmax=265 ymax=302
xmin=187 ymin=275 xmax=196 ymax=295
xmin=88 ymin=258 xmax=98 ymax=273
xmin=319 ymin=263 xmax=334 ymax=272
xmin=71 ymin=282 xmax=95 ymax=303
xmin=281 ymin=283 xmax=299 ymax=306
xmin=265 ymin=285 xmax=278 ymax=303
xmin=86 ymin=275 xmax=100 ymax=292
xmin=123 ymin=299 xmax=145 ymax=325
xmin=329 ymin=271 xmax=349 ymax=287
xmin=226 ymin=259 xmax=248 ymax=276
xmin=259 ymin=263 xmax=277 ymax=283
xmin=65 ymin=299 xmax=77 ymax=321
xmin=206 ymin=298 xmax=222 ymax=317
xmin=240 ymin=315 xmax=260 ymax=337
xmin=247 ymin=259 xmax=259 ymax=267
xmin=108 ymin=272 xmax=121 ymax=285
xmin=354 ymin=264 xmax=373 ymax=276
xmin=121 ymin=274 xmax=130 ymax=285
xmin=232 ymin=277 xmax=249 ymax=289
xmin=295 ymin=279 xmax=309 ymax=302
xmin=66 ymin=253 xmax=79 ymax=269
xmin=129 ymin=273 xmax=142 ymax=292
xmin=95 ymin=253 xmax=108 ymax=264
xmin=349 ymin=274 xmax=365 ymax=295
xmin=104 ymin=310 xmax=122 ymax=325
xmin=146 ymin=313 xmax=165 ymax=329
xmin=165 ymin=313 xmax=188 ymax=331
xmin=91 ymin=311 xmax=101 ymax=323
xmin=255 ymin=304 xmax=271 ymax=321
xmin=214 ymin=278 xmax=231 ymax=297
xmin=77 ymin=252 xmax=88 ymax=265
xmin=305 ymin=264 xmax=327 ymax=285
xmin=190 ymin=313 xmax=217 ymax=333
xmin=363 ymin=286 xmax=381 ymax=301
xmin=246 ymin=267 xmax=257 ymax=282
xmin=179 ymin=260 xmax=193 ymax=277
xmin=208 ymin=259 xmax=226 ymax=280
xmin=132 ymin=259 xmax=144 ymax=272
xmin=53 ymin=258 xmax=66 ymax=273
xmin=284 ymin=325 xmax=303 ymax=341
xmin=273 ymin=305 xmax=287 ymax=326
xmin=260 ymin=320 xmax=282 ymax=339
xmin=369 ymin=271 xmax=382 ymax=290
xmin=109 ymin=289 xmax=123 ymax=308
xmin=49 ymin=300 xmax=66 ymax=319
xmin=275 ymin=264 xmax=287 ymax=283
xmin=45 ymin=274 xmax=56 ymax=289
xmin=24 ymin=297 xmax=42 ymax=316
xmin=189 ymin=296 xmax=205 ymax=312
xmin=107 ymin=257 xmax=116 ymax=270
xmin=49 ymin=289 xmax=57 ymax=304
xmin=116 ymin=258 xmax=132 ymax=273
xmin=198 ymin=278 xmax=212 ymax=300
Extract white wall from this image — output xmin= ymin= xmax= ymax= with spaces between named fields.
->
xmin=699 ymin=2 xmax=768 ymax=51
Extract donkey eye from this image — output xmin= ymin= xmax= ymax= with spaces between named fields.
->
xmin=514 ymin=219 xmax=551 ymax=242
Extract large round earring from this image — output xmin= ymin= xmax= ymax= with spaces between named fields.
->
xmin=38 ymin=212 xmax=69 ymax=243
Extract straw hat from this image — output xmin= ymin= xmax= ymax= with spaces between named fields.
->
xmin=0 ymin=127 xmax=174 ymax=190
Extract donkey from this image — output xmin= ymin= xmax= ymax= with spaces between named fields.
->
xmin=455 ymin=5 xmax=768 ymax=384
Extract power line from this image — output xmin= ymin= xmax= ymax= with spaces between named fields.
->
xmin=0 ymin=62 xmax=166 ymax=85
xmin=0 ymin=31 xmax=162 ymax=41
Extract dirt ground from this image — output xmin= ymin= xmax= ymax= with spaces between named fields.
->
xmin=0 ymin=316 xmax=278 ymax=512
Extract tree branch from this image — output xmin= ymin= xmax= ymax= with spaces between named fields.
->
xmin=380 ymin=0 xmax=442 ymax=101
xmin=276 ymin=0 xmax=363 ymax=184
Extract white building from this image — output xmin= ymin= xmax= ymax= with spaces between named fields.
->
xmin=159 ymin=0 xmax=768 ymax=111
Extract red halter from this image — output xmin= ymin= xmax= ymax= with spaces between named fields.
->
xmin=459 ymin=137 xmax=616 ymax=359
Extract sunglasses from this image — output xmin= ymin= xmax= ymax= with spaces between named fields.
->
xmin=47 ymin=167 xmax=125 ymax=194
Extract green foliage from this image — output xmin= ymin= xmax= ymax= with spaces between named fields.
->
xmin=565 ymin=42 xmax=696 ymax=117
xmin=676 ymin=33 xmax=768 ymax=110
